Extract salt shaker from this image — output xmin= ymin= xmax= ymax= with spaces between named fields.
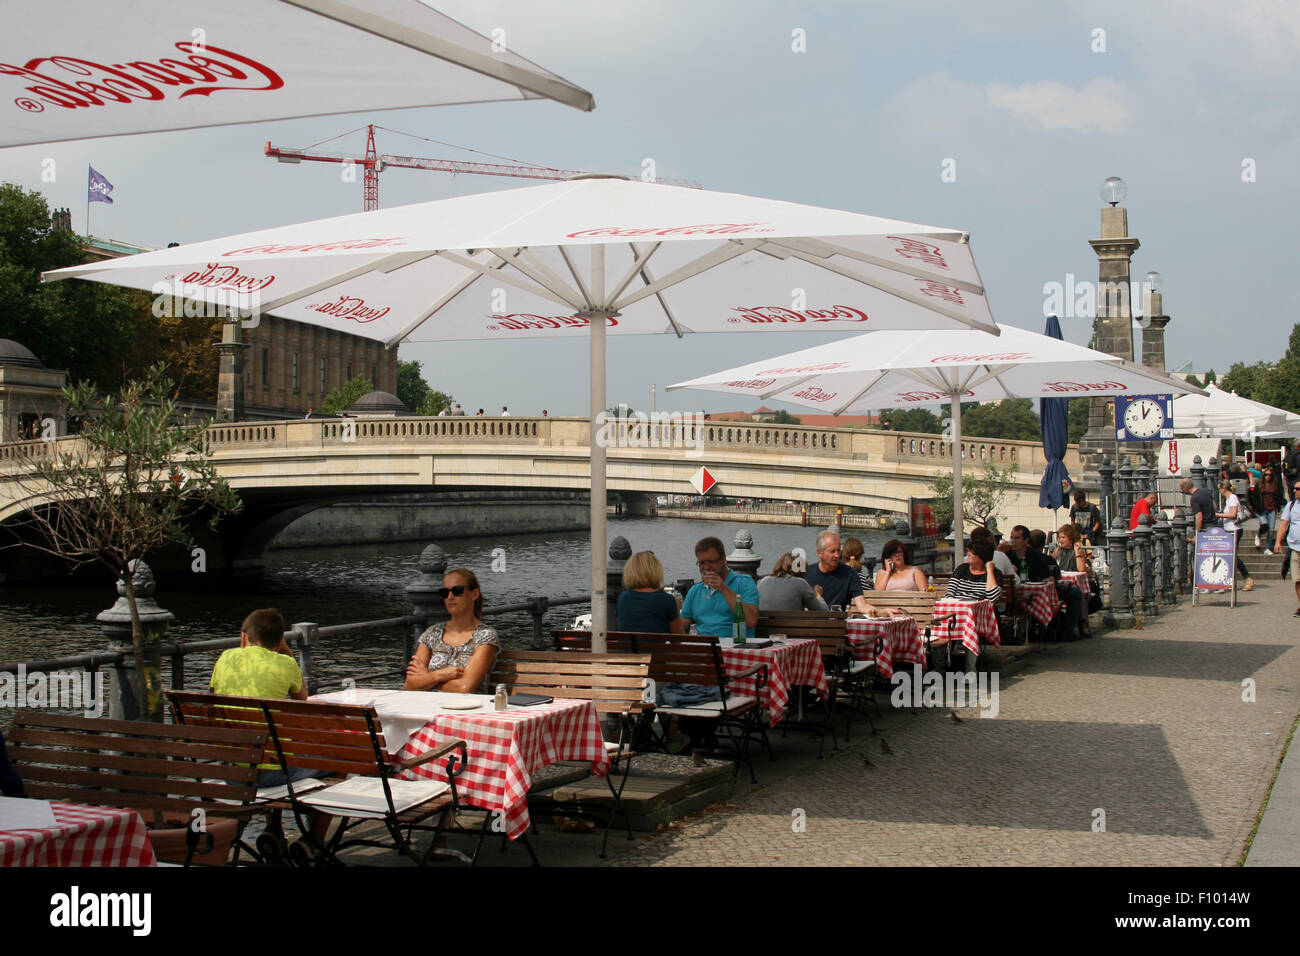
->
xmin=494 ymin=683 xmax=508 ymax=712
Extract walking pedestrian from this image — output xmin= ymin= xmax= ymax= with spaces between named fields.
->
xmin=1218 ymin=481 xmax=1256 ymax=591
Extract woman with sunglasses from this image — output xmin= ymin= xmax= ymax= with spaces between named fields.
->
xmin=404 ymin=568 xmax=500 ymax=692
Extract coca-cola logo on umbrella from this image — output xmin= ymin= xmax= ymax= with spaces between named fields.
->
xmin=1042 ymin=381 xmax=1128 ymax=393
xmin=929 ymin=352 xmax=1032 ymax=363
xmin=791 ymin=386 xmax=837 ymax=403
xmin=566 ymin=223 xmax=775 ymax=239
xmin=916 ymin=279 xmax=965 ymax=305
xmin=2 ymin=43 xmax=283 ymax=114
xmin=223 ymin=238 xmax=409 ymax=256
xmin=753 ymin=361 xmax=848 ymax=375
xmin=727 ymin=305 xmax=869 ymax=325
xmin=304 ymin=296 xmax=390 ymax=323
xmin=486 ymin=313 xmax=619 ymax=332
xmin=723 ymin=379 xmax=778 ymax=389
xmin=896 ymin=389 xmax=973 ymax=403
xmin=888 ymin=236 xmax=949 ymax=270
xmin=166 ymin=263 xmax=275 ymax=293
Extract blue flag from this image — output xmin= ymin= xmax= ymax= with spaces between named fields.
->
xmin=88 ymin=166 xmax=114 ymax=205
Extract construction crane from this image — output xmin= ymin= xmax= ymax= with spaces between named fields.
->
xmin=265 ymin=124 xmax=702 ymax=211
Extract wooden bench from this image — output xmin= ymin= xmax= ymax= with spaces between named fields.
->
xmin=492 ymin=649 xmax=652 ymax=857
xmin=167 ymin=690 xmax=468 ymax=867
xmin=549 ymin=629 xmax=769 ymax=781
xmin=7 ymin=711 xmax=269 ymax=866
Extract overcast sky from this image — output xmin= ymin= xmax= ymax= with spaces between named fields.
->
xmin=1 ymin=0 xmax=1292 ymax=415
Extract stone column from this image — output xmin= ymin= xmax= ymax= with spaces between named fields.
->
xmin=1104 ymin=517 xmax=1134 ymax=629
xmin=1134 ymin=514 xmax=1158 ymax=616
xmin=1079 ymin=201 xmax=1141 ymax=479
xmin=607 ymin=536 xmax=631 ymax=627
xmin=97 ymin=561 xmax=174 ymax=720
xmin=215 ymin=319 xmax=249 ymax=423
xmin=1154 ymin=512 xmax=1175 ymax=604
xmin=1171 ymin=507 xmax=1188 ymax=595
xmin=405 ymin=543 xmax=448 ymax=661
xmin=727 ymin=529 xmax=762 ymax=581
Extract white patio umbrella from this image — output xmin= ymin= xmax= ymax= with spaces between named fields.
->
xmin=669 ymin=325 xmax=1205 ymax=549
xmin=1173 ymin=383 xmax=1300 ymax=442
xmin=43 ymin=176 xmax=1001 ymax=649
xmin=2 ymin=0 xmax=593 ymax=148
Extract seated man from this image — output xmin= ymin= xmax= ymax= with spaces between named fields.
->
xmin=804 ymin=530 xmax=870 ymax=613
xmin=970 ymin=526 xmax=1016 ymax=577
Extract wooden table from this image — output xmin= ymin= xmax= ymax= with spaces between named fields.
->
xmin=313 ymin=689 xmax=608 ymax=841
xmin=0 ymin=802 xmax=156 ymax=867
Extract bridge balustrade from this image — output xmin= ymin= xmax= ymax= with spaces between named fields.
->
xmin=0 ymin=439 xmax=55 ymax=464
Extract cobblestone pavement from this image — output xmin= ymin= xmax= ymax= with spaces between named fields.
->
xmin=599 ymin=581 xmax=1300 ymax=867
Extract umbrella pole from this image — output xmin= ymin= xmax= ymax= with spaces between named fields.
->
xmin=589 ymin=250 xmax=609 ymax=655
xmin=951 ymin=392 xmax=964 ymax=566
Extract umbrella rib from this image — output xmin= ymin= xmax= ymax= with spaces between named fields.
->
xmin=613 ymin=240 xmax=763 ymax=309
xmin=608 ymin=242 xmax=662 ymax=302
xmin=382 ymin=257 xmax=507 ymax=347
xmin=830 ymin=369 xmax=892 ymax=415
xmin=557 ymin=246 xmax=594 ymax=306
xmin=767 ymin=237 xmax=985 ymax=294
xmin=625 ymin=245 xmax=687 ymax=339
xmin=776 ymin=246 xmax=994 ymax=332
xmin=254 ymin=250 xmax=436 ymax=315
xmin=438 ymin=250 xmax=582 ymax=308
xmin=507 ymin=246 xmax=587 ymax=306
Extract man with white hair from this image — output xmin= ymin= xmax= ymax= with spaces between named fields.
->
xmin=804 ymin=530 xmax=870 ymax=613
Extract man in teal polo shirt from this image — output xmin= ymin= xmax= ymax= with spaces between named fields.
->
xmin=681 ymin=536 xmax=759 ymax=638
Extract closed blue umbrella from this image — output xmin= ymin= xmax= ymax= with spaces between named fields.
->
xmin=1039 ymin=315 xmax=1072 ymax=509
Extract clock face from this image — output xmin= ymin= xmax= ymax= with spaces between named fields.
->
xmin=1198 ymin=554 xmax=1232 ymax=587
xmin=1123 ymin=398 xmax=1165 ymax=438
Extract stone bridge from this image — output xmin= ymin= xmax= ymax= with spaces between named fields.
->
xmin=0 ymin=417 xmax=1081 ymax=573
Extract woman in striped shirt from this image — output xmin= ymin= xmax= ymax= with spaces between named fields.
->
xmin=944 ymin=538 xmax=1002 ymax=602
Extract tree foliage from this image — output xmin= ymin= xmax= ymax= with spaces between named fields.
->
xmin=396 ymin=359 xmax=453 ymax=416
xmin=1068 ymin=398 xmax=1090 ymax=444
xmin=959 ymin=399 xmax=1041 ymax=441
xmin=1215 ymin=325 xmax=1300 ymax=414
xmin=0 ymin=183 xmax=221 ymax=397
xmin=771 ymin=409 xmax=801 ymax=425
xmin=11 ymin=365 xmax=241 ymax=720
xmin=322 ymin=376 xmax=374 ymax=414
xmin=878 ymin=407 xmax=943 ymax=434
xmin=929 ymin=462 xmax=1019 ymax=532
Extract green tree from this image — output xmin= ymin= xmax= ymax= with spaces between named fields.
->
xmin=396 ymin=359 xmax=454 ymax=415
xmin=959 ymin=399 xmax=1041 ymax=441
xmin=878 ymin=407 xmax=943 ymax=433
xmin=322 ymin=376 xmax=374 ymax=414
xmin=1067 ymin=398 xmax=1090 ymax=444
xmin=11 ymin=365 xmax=241 ymax=720
xmin=1220 ymin=361 xmax=1272 ymax=403
xmin=1184 ymin=374 xmax=1203 ymax=389
xmin=1203 ymin=369 xmax=1217 ymax=385
xmin=929 ymin=462 xmax=1019 ymax=532
xmin=1262 ymin=325 xmax=1300 ymax=413
xmin=771 ymin=409 xmax=802 ymax=425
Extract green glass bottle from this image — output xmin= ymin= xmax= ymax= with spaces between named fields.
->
xmin=733 ymin=599 xmax=747 ymax=645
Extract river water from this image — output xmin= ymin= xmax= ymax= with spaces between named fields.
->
xmin=0 ymin=516 xmax=893 ymax=691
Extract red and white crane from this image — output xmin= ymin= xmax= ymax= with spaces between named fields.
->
xmin=266 ymin=124 xmax=701 ymax=211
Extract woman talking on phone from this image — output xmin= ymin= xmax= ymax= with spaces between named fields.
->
xmin=874 ymin=539 xmax=928 ymax=592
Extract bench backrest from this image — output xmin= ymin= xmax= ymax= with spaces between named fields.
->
xmin=755 ymin=610 xmax=847 ymax=657
xmin=168 ymin=690 xmax=389 ymax=779
xmin=7 ymin=711 xmax=267 ymax=827
xmin=549 ymin=630 xmax=727 ymax=689
xmin=492 ymin=650 xmax=651 ymax=716
xmin=862 ymin=592 xmax=943 ymax=626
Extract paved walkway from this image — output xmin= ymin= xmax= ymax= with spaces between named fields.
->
xmin=596 ymin=579 xmax=1300 ymax=867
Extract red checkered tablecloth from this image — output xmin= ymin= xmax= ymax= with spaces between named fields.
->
xmin=0 ymin=803 xmax=156 ymax=867
xmin=723 ymin=638 xmax=829 ymax=727
xmin=844 ymin=617 xmax=925 ymax=680
xmin=393 ymin=698 xmax=608 ymax=841
xmin=1014 ymin=580 xmax=1061 ymax=626
xmin=1061 ymin=570 xmax=1091 ymax=592
xmin=932 ymin=599 xmax=999 ymax=656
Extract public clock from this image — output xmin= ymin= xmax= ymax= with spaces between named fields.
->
xmin=1197 ymin=554 xmax=1232 ymax=588
xmin=1116 ymin=394 xmax=1174 ymax=442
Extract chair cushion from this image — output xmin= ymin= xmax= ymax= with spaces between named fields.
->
xmin=655 ymin=694 xmax=757 ymax=717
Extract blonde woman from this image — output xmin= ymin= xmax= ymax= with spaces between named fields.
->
xmin=616 ymin=551 xmax=686 ymax=634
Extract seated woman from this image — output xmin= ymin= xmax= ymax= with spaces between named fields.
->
xmin=758 ymin=552 xmax=829 ymax=611
xmin=405 ymin=569 xmax=500 ymax=692
xmin=617 ymin=551 xmax=686 ymax=633
xmin=874 ymin=539 xmax=928 ymax=593
xmin=1053 ymin=523 xmax=1090 ymax=574
xmin=943 ymin=539 xmax=1002 ymax=602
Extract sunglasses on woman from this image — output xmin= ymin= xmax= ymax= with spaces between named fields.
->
xmin=436 ymin=585 xmax=469 ymax=599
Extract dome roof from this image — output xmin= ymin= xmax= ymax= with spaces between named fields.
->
xmin=346 ymin=390 xmax=409 ymax=414
xmin=0 ymin=339 xmax=43 ymax=368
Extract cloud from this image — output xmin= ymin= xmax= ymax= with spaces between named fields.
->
xmin=985 ymin=78 xmax=1135 ymax=133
